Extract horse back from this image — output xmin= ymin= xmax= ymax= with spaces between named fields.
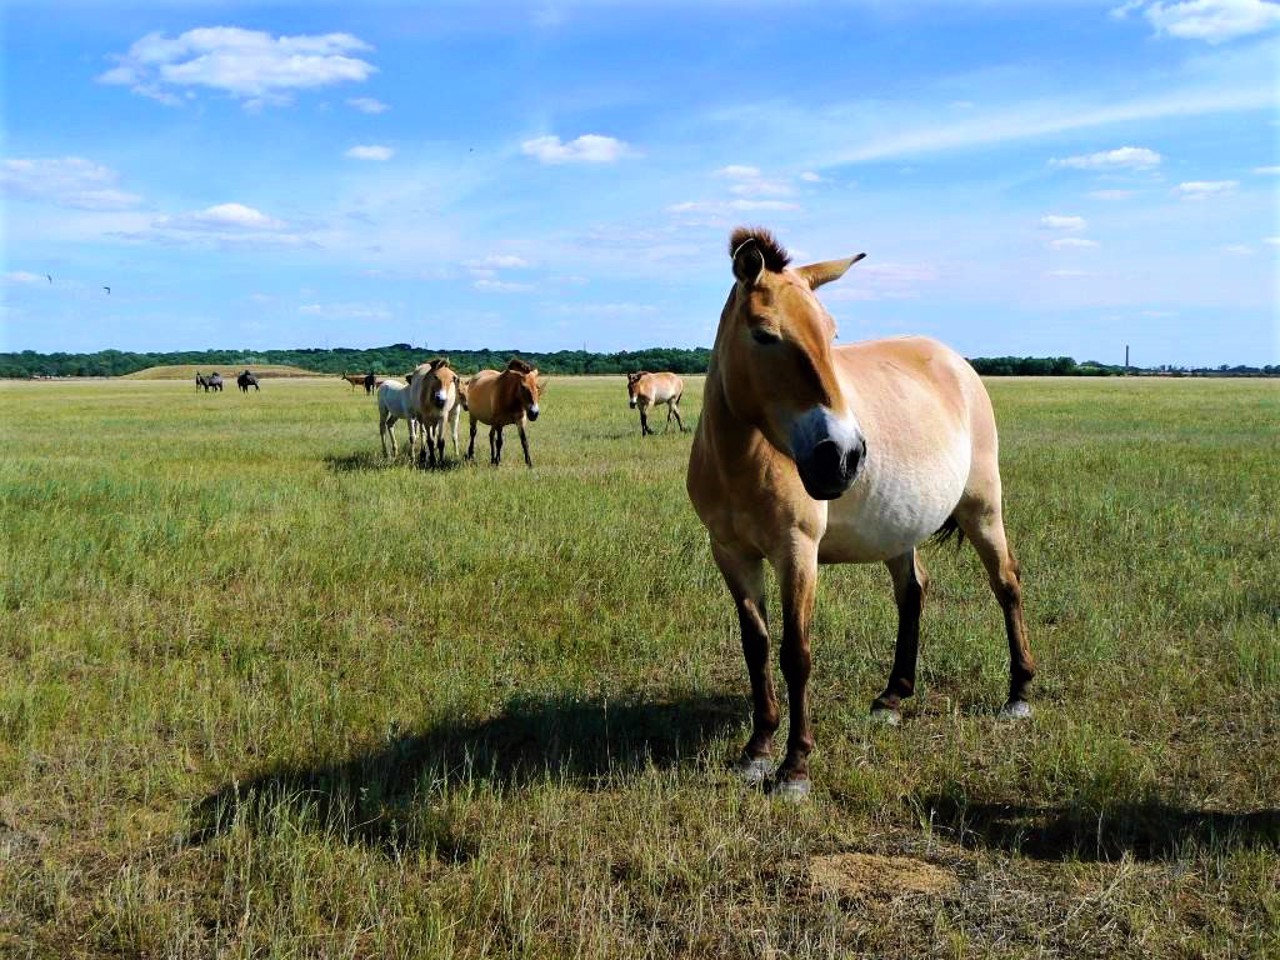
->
xmin=465 ymin=369 xmax=517 ymax=426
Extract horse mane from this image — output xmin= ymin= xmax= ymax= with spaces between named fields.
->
xmin=505 ymin=358 xmax=534 ymax=374
xmin=729 ymin=226 xmax=791 ymax=272
xmin=428 ymin=357 xmax=450 ymax=371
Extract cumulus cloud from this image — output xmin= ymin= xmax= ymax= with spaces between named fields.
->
xmin=1040 ymin=214 xmax=1088 ymax=230
xmin=520 ymin=134 xmax=632 ymax=164
xmin=1111 ymin=0 xmax=1280 ymax=43
xmin=1051 ymin=237 xmax=1101 ymax=248
xmin=161 ymin=202 xmax=286 ymax=231
xmin=345 ymin=145 xmax=394 ymax=161
xmin=1050 ymin=146 xmax=1162 ymax=170
xmin=1 ymin=157 xmax=142 ymax=210
xmin=1176 ymin=179 xmax=1239 ymax=198
xmin=347 ymin=96 xmax=388 ymax=114
xmin=98 ymin=27 xmax=376 ymax=107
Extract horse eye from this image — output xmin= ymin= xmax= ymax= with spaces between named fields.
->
xmin=751 ymin=326 xmax=782 ymax=345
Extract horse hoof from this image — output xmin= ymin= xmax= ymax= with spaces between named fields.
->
xmin=770 ymin=777 xmax=812 ymax=802
xmin=999 ymin=700 xmax=1033 ymax=721
xmin=734 ymin=756 xmax=773 ymax=785
xmin=869 ymin=704 xmax=902 ymax=726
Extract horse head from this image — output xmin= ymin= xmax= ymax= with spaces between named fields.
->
xmin=626 ymin=371 xmax=648 ymax=408
xmin=505 ymin=359 xmax=541 ymax=421
xmin=717 ymin=227 xmax=867 ymax=500
xmin=425 ymin=358 xmax=461 ymax=411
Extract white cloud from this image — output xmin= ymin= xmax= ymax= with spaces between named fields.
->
xmin=1052 ymin=237 xmax=1101 ymax=248
xmin=1264 ymin=236 xmax=1280 ymax=245
xmin=163 ymin=203 xmax=285 ymax=231
xmin=1254 ymin=165 xmax=1280 ymax=174
xmin=1223 ymin=244 xmax=1255 ymax=254
xmin=714 ymin=164 xmax=794 ymax=197
xmin=299 ymin=302 xmax=393 ymax=321
xmin=347 ymin=96 xmax=388 ymax=114
xmin=473 ymin=278 xmax=535 ymax=292
xmin=345 ymin=145 xmax=394 ymax=161
xmin=715 ymin=165 xmax=761 ymax=180
xmin=1176 ymin=179 xmax=1239 ymax=198
xmin=4 ymin=271 xmax=47 ymax=285
xmin=1 ymin=157 xmax=143 ymax=210
xmin=799 ymin=171 xmax=824 ymax=183
xmin=1051 ymin=146 xmax=1162 ymax=170
xmin=99 ymin=27 xmax=376 ymax=107
xmin=1089 ymin=189 xmax=1138 ymax=200
xmin=668 ymin=199 xmax=801 ymax=214
xmin=520 ymin=134 xmax=632 ymax=164
xmin=1040 ymin=214 xmax=1088 ymax=230
xmin=1115 ymin=0 xmax=1280 ymax=43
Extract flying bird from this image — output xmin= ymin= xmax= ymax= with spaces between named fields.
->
xmin=46 ymin=274 xmax=52 ymax=284
xmin=103 ymin=286 xmax=111 ymax=295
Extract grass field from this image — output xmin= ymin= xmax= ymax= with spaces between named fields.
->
xmin=1 ymin=374 xmax=1276 ymax=959
xmin=122 ymin=365 xmax=322 ymax=380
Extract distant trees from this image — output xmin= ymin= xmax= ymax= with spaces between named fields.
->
xmin=1 ymin=346 xmax=1275 ymax=379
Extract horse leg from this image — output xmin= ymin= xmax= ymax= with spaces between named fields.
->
xmin=517 ymin=423 xmax=532 ymax=468
xmin=870 ymin=550 xmax=928 ymax=723
xmin=663 ymin=402 xmax=674 ymax=433
xmin=671 ymin=400 xmax=686 ymax=433
xmin=434 ymin=427 xmax=445 ymax=467
xmin=771 ymin=541 xmax=820 ymax=796
xmin=493 ymin=427 xmax=504 ymax=465
xmin=711 ymin=542 xmax=778 ymax=783
xmin=953 ymin=501 xmax=1036 ymax=717
xmin=639 ymin=408 xmax=650 ymax=437
xmin=467 ymin=418 xmax=477 ymax=461
xmin=380 ymin=412 xmax=394 ymax=457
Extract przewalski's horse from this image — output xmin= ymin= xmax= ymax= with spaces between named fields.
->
xmin=195 ymin=372 xmax=208 ymax=392
xmin=627 ymin=371 xmax=687 ymax=436
xmin=237 ymin=370 xmax=260 ymax=393
xmin=407 ymin=359 xmax=464 ymax=467
xmin=465 ymin=359 xmax=542 ymax=467
xmin=687 ymin=227 xmax=1035 ymax=799
xmin=341 ymin=372 xmax=377 ymax=394
xmin=206 ymin=372 xmax=224 ymax=392
xmin=376 ymin=378 xmax=420 ymax=458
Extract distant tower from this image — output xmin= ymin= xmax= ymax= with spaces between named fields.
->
xmin=1125 ymin=344 xmax=1130 ymax=371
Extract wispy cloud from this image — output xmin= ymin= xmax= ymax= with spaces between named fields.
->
xmin=345 ymin=145 xmax=394 ymax=161
xmin=1052 ymin=237 xmax=1101 ymax=248
xmin=464 ymin=254 xmax=530 ymax=269
xmin=1 ymin=157 xmax=142 ymax=210
xmin=1254 ymin=165 xmax=1280 ymax=174
xmin=473 ymin=278 xmax=535 ymax=292
xmin=1113 ymin=0 xmax=1280 ymax=44
xmin=1050 ymin=146 xmax=1162 ymax=170
xmin=1040 ymin=214 xmax=1088 ymax=230
xmin=4 ymin=271 xmax=47 ymax=285
xmin=99 ymin=27 xmax=376 ymax=108
xmin=520 ymin=134 xmax=632 ymax=164
xmin=299 ymin=301 xmax=393 ymax=321
xmin=714 ymin=164 xmax=794 ymax=197
xmin=1176 ymin=179 xmax=1239 ymax=198
xmin=347 ymin=96 xmax=389 ymax=114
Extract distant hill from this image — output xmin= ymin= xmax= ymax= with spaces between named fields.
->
xmin=123 ymin=364 xmax=322 ymax=380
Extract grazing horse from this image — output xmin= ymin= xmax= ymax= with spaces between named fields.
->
xmin=341 ymin=372 xmax=376 ymax=394
xmin=407 ymin=359 xmax=464 ymax=467
xmin=465 ymin=359 xmax=542 ymax=467
xmin=627 ymin=371 xmax=687 ymax=436
xmin=206 ymin=372 xmax=224 ymax=392
xmin=237 ymin=370 xmax=260 ymax=393
xmin=686 ymin=227 xmax=1035 ymax=799
xmin=376 ymin=379 xmax=421 ymax=458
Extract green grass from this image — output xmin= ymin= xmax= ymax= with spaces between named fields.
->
xmin=1 ymin=375 xmax=1276 ymax=958
xmin=122 ymin=365 xmax=322 ymax=380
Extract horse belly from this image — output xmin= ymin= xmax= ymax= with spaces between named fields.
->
xmin=818 ymin=445 xmax=969 ymax=564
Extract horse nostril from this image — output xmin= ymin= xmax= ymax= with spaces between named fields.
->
xmin=810 ymin=439 xmax=844 ymax=480
xmin=845 ymin=437 xmax=866 ymax=478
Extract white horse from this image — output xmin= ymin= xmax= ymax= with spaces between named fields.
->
xmin=376 ymin=379 xmax=421 ymax=458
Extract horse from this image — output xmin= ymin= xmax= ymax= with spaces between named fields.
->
xmin=206 ymin=372 xmax=224 ymax=392
xmin=686 ymin=227 xmax=1035 ymax=799
xmin=407 ymin=359 xmax=465 ymax=467
xmin=237 ymin=370 xmax=260 ymax=393
xmin=341 ymin=372 xmax=376 ymax=394
xmin=464 ymin=359 xmax=542 ymax=467
xmin=627 ymin=371 xmax=687 ymax=436
xmin=376 ymin=378 xmax=421 ymax=458
xmin=195 ymin=372 xmax=208 ymax=392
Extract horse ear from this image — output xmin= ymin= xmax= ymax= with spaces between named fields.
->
xmin=732 ymin=238 xmax=766 ymax=287
xmin=797 ymin=253 xmax=866 ymax=290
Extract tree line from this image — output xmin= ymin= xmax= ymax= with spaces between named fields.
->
xmin=1 ymin=345 xmax=1276 ymax=379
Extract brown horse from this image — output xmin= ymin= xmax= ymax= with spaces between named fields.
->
xmin=687 ymin=227 xmax=1035 ymax=799
xmin=626 ymin=371 xmax=686 ymax=436
xmin=406 ymin=359 xmax=464 ymax=467
xmin=465 ymin=359 xmax=542 ymax=467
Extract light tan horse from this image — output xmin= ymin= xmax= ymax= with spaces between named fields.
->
xmin=464 ymin=359 xmax=542 ymax=467
xmin=687 ymin=227 xmax=1035 ymax=799
xmin=626 ymin=371 xmax=686 ymax=436
xmin=407 ymin=359 xmax=464 ymax=467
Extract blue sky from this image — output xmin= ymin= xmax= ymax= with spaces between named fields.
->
xmin=2 ymin=0 xmax=1277 ymax=366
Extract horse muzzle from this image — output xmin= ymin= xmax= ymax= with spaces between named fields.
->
xmin=790 ymin=409 xmax=866 ymax=501
xmin=527 ymin=405 xmax=540 ymax=421
xmin=629 ymin=399 xmax=637 ymax=409
xmin=433 ymin=391 xmax=449 ymax=409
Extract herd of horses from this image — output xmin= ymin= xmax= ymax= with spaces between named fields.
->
xmin=198 ymin=227 xmax=1037 ymax=798
xmin=195 ymin=370 xmax=259 ymax=393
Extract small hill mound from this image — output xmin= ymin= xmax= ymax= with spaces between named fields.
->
xmin=124 ymin=364 xmax=323 ymax=380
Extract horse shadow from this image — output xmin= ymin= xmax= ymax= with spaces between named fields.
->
xmin=918 ymin=792 xmax=1279 ymax=862
xmin=190 ymin=690 xmax=744 ymax=857
xmin=324 ymin=451 xmax=399 ymax=473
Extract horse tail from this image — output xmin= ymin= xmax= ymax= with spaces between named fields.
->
xmin=930 ymin=515 xmax=965 ymax=550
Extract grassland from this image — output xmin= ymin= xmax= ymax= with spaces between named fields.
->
xmin=1 ymin=375 xmax=1276 ymax=959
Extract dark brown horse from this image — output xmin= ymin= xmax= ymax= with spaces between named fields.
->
xmin=464 ymin=359 xmax=543 ymax=467
xmin=687 ymin=227 xmax=1035 ymax=799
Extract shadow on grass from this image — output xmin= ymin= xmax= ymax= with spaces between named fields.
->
xmin=324 ymin=451 xmax=469 ymax=473
xmin=191 ymin=690 xmax=743 ymax=856
xmin=920 ymin=793 xmax=1279 ymax=862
